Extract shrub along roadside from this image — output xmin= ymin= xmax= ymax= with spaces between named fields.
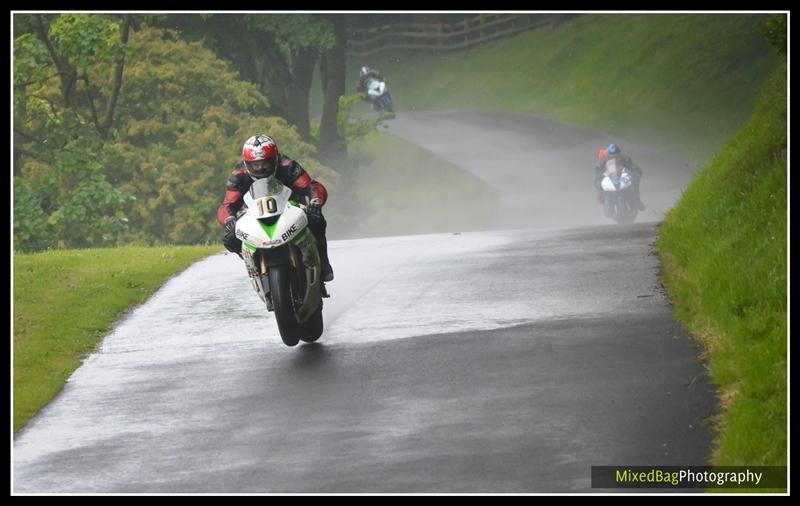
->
xmin=657 ymin=60 xmax=787 ymax=468
xmin=13 ymin=245 xmax=220 ymax=433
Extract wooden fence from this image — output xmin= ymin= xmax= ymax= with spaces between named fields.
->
xmin=347 ymin=14 xmax=575 ymax=57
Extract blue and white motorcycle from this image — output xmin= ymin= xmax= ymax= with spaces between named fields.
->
xmin=600 ymin=157 xmax=639 ymax=224
xmin=365 ymin=77 xmax=395 ymax=116
xmin=235 ymin=176 xmax=325 ymax=346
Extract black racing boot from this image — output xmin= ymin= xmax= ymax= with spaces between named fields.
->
xmin=634 ymin=182 xmax=646 ymax=210
xmin=309 ymin=215 xmax=334 ymax=282
xmin=320 ymin=249 xmax=334 ymax=282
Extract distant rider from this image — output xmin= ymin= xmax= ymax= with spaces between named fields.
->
xmin=356 ymin=66 xmax=384 ymax=94
xmin=592 ymin=147 xmax=607 ymax=203
xmin=593 ymin=143 xmax=646 ymax=210
xmin=218 ymin=134 xmax=334 ymax=282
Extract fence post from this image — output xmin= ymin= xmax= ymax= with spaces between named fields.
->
xmin=346 ymin=12 xmax=562 ymax=57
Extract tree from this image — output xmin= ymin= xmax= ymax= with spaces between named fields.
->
xmin=762 ymin=15 xmax=786 ymax=56
xmin=95 ymin=26 xmax=339 ymax=245
xmin=22 ymin=14 xmax=132 ymax=140
xmin=14 ymin=18 xmax=339 ymax=251
xmin=13 ymin=13 xmax=136 ymax=250
xmin=318 ymin=14 xmax=348 ymax=165
xmin=159 ymin=14 xmax=335 ymax=141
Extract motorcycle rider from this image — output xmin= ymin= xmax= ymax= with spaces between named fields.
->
xmin=593 ymin=143 xmax=646 ymax=211
xmin=218 ymin=134 xmax=334 ymax=282
xmin=356 ymin=66 xmax=394 ymax=114
xmin=356 ymin=66 xmax=384 ymax=94
xmin=593 ymin=147 xmax=608 ymax=203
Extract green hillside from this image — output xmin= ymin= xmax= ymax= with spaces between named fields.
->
xmin=657 ymin=60 xmax=786 ymax=468
xmin=336 ymin=14 xmax=778 ymax=163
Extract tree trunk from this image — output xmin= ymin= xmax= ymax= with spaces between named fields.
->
xmin=13 ymin=94 xmax=27 ymax=177
xmin=319 ymin=54 xmax=329 ymax=94
xmin=318 ymin=14 xmax=347 ymax=164
xmin=13 ymin=136 xmax=23 ymax=178
xmin=100 ymin=14 xmax=132 ymax=140
xmin=261 ymin=42 xmax=292 ymax=123
xmin=34 ymin=14 xmax=78 ymax=109
xmin=285 ymin=47 xmax=317 ymax=141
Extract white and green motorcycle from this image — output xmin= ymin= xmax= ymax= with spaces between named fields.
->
xmin=235 ymin=176 xmax=325 ymax=346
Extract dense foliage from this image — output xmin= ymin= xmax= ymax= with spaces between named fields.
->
xmin=14 ymin=16 xmax=338 ymax=252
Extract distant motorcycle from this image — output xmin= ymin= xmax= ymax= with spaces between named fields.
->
xmin=235 ymin=176 xmax=325 ymax=346
xmin=600 ymin=157 xmax=638 ymax=224
xmin=364 ymin=77 xmax=395 ymax=116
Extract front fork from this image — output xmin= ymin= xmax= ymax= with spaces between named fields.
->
xmin=242 ymin=229 xmax=320 ymax=313
xmin=242 ymin=247 xmax=271 ymax=308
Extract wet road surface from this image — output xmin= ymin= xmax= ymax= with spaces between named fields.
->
xmin=384 ymin=110 xmax=698 ymax=231
xmin=14 ymin=224 xmax=714 ymax=493
xmin=14 ymin=111 xmax=713 ymax=493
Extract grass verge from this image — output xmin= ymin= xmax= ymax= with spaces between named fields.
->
xmin=656 ymin=60 xmax=786 ymax=470
xmin=13 ymin=245 xmax=220 ymax=433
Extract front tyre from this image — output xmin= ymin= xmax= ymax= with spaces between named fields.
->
xmin=299 ymin=305 xmax=324 ymax=343
xmin=268 ymin=264 xmax=301 ymax=347
xmin=618 ymin=190 xmax=638 ymax=224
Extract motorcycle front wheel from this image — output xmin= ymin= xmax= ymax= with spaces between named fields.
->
xmin=299 ymin=306 xmax=324 ymax=343
xmin=618 ymin=191 xmax=638 ymax=224
xmin=268 ymin=264 xmax=301 ymax=347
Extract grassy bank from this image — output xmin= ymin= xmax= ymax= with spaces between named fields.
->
xmin=13 ymin=245 xmax=220 ymax=432
xmin=657 ymin=61 xmax=787 ymax=467
xmin=328 ymin=130 xmax=497 ymax=239
xmin=341 ymin=14 xmax=777 ymax=163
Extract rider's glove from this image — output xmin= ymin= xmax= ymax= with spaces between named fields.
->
xmin=224 ymin=216 xmax=236 ymax=234
xmin=306 ymin=198 xmax=323 ymax=217
xmin=222 ymin=216 xmax=239 ymax=253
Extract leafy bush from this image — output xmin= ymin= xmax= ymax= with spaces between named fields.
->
xmin=762 ymin=15 xmax=786 ymax=55
xmin=14 ymin=21 xmax=337 ymax=250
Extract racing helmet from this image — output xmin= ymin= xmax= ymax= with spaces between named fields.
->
xmin=242 ymin=134 xmax=279 ymax=180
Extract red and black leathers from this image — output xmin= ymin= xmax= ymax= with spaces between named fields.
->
xmin=217 ymin=156 xmax=327 ymax=226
